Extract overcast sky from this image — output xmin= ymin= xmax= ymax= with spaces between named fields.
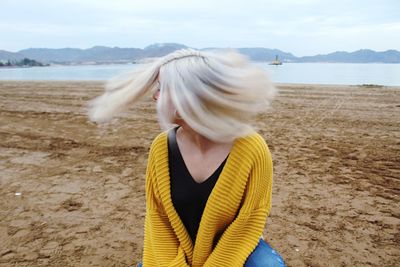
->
xmin=1 ymin=0 xmax=399 ymax=56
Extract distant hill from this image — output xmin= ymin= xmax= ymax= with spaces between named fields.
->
xmin=236 ymin=48 xmax=297 ymax=62
xmin=18 ymin=46 xmax=144 ymax=64
xmin=0 ymin=43 xmax=399 ymax=64
xmin=297 ymin=49 xmax=400 ymax=63
xmin=142 ymin=43 xmax=188 ymax=58
xmin=0 ymin=50 xmax=24 ymax=61
xmin=4 ymin=43 xmax=186 ymax=64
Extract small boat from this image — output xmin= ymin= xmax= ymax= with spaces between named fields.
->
xmin=269 ymin=55 xmax=282 ymax=65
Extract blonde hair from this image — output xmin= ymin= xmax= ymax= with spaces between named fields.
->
xmin=87 ymin=48 xmax=276 ymax=142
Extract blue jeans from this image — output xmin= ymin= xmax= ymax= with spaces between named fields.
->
xmin=244 ymin=239 xmax=286 ymax=267
xmin=137 ymin=239 xmax=285 ymax=267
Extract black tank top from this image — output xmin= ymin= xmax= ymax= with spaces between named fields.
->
xmin=168 ymin=126 xmax=229 ymax=243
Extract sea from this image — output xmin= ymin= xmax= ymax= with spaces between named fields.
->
xmin=0 ymin=63 xmax=399 ymax=86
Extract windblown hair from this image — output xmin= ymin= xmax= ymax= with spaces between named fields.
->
xmin=87 ymin=48 xmax=276 ymax=142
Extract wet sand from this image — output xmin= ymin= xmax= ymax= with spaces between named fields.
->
xmin=0 ymin=81 xmax=399 ymax=266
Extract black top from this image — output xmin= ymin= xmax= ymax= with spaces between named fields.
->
xmin=168 ymin=126 xmax=229 ymax=243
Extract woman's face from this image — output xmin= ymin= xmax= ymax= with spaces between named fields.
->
xmin=152 ymin=81 xmax=161 ymax=101
xmin=153 ymin=80 xmax=183 ymax=125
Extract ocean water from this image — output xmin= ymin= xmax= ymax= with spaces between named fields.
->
xmin=0 ymin=63 xmax=399 ymax=86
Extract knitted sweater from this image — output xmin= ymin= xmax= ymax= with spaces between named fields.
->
xmin=142 ymin=129 xmax=273 ymax=267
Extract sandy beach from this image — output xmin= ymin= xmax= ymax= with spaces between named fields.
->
xmin=0 ymin=81 xmax=399 ymax=267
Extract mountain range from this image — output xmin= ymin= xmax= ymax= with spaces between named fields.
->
xmin=0 ymin=43 xmax=399 ymax=64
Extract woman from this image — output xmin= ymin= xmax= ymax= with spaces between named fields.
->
xmin=88 ymin=49 xmax=286 ymax=266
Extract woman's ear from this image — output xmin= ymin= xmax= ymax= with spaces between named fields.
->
xmin=152 ymin=89 xmax=160 ymax=101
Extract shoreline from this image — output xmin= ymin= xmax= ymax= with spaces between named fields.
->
xmin=0 ymin=79 xmax=398 ymax=89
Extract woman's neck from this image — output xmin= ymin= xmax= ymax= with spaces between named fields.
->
xmin=176 ymin=123 xmax=224 ymax=154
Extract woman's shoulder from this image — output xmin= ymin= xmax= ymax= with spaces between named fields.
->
xmin=148 ymin=128 xmax=176 ymax=156
xmin=152 ymin=130 xmax=168 ymax=144
xmin=237 ymin=131 xmax=272 ymax=161
xmin=149 ymin=131 xmax=167 ymax=152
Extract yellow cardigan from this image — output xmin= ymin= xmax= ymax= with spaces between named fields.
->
xmin=142 ymin=129 xmax=273 ymax=267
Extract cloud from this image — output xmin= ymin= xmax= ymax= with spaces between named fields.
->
xmin=1 ymin=0 xmax=399 ymax=54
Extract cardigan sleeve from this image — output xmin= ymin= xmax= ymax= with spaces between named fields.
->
xmin=142 ymin=141 xmax=190 ymax=267
xmin=203 ymin=137 xmax=273 ymax=267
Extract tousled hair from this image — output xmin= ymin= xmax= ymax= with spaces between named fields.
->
xmin=87 ymin=48 xmax=276 ymax=142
